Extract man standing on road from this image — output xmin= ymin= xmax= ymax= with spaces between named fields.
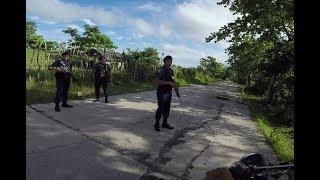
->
xmin=48 ymin=51 xmax=74 ymax=112
xmin=93 ymin=56 xmax=112 ymax=103
xmin=154 ymin=55 xmax=178 ymax=131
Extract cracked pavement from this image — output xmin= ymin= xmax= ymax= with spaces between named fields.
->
xmin=26 ymin=81 xmax=278 ymax=180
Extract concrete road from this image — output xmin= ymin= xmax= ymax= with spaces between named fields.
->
xmin=26 ymin=81 xmax=278 ymax=180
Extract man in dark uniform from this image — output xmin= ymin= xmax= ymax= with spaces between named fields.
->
xmin=48 ymin=51 xmax=74 ymax=112
xmin=93 ymin=56 xmax=112 ymax=103
xmin=154 ymin=55 xmax=178 ymax=131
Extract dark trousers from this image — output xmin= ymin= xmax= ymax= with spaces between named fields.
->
xmin=95 ymin=76 xmax=109 ymax=99
xmin=155 ymin=90 xmax=172 ymax=125
xmin=54 ymin=77 xmax=71 ymax=105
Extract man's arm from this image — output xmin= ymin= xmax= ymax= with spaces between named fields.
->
xmin=106 ymin=64 xmax=111 ymax=81
xmin=155 ymin=79 xmax=175 ymax=86
xmin=70 ymin=63 xmax=73 ymax=73
xmin=108 ymin=69 xmax=112 ymax=82
xmin=48 ymin=61 xmax=62 ymax=72
xmin=155 ymin=69 xmax=176 ymax=87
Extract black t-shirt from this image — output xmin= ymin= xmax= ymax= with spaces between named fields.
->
xmin=95 ymin=63 xmax=111 ymax=78
xmin=155 ymin=66 xmax=175 ymax=91
xmin=49 ymin=60 xmax=72 ymax=78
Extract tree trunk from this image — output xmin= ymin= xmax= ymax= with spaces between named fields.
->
xmin=81 ymin=61 xmax=84 ymax=78
xmin=30 ymin=48 xmax=36 ymax=67
xmin=36 ymin=48 xmax=41 ymax=69
xmin=266 ymin=77 xmax=275 ymax=104
xmin=246 ymin=74 xmax=251 ymax=87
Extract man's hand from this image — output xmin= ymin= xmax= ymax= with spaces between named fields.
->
xmin=206 ymin=168 xmax=234 ymax=180
xmin=55 ymin=67 xmax=63 ymax=72
xmin=49 ymin=67 xmax=62 ymax=72
xmin=168 ymin=81 xmax=176 ymax=88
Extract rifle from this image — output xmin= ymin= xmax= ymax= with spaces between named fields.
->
xmin=247 ymin=164 xmax=294 ymax=179
xmin=227 ymin=153 xmax=294 ymax=180
xmin=58 ymin=60 xmax=78 ymax=83
xmin=174 ymin=88 xmax=181 ymax=102
xmin=70 ymin=74 xmax=78 ymax=83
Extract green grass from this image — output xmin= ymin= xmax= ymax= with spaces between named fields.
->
xmin=27 ymin=77 xmax=157 ymax=105
xmin=26 ymin=48 xmax=56 ymax=69
xmin=26 ymin=70 xmax=219 ymax=105
xmin=26 ymin=48 xmax=222 ymax=104
xmin=241 ymin=89 xmax=294 ymax=162
xmin=175 ymin=73 xmax=221 ymax=87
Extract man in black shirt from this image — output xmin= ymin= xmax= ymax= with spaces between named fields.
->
xmin=48 ymin=51 xmax=74 ymax=112
xmin=93 ymin=56 xmax=112 ymax=103
xmin=154 ymin=55 xmax=178 ymax=131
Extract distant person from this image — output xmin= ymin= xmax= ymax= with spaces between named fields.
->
xmin=93 ymin=56 xmax=112 ymax=103
xmin=48 ymin=51 xmax=74 ymax=112
xmin=154 ymin=55 xmax=178 ymax=131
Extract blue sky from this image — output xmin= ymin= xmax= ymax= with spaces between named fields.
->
xmin=26 ymin=0 xmax=237 ymax=67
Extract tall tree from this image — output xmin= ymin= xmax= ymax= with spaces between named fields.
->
xmin=82 ymin=25 xmax=117 ymax=51
xmin=26 ymin=20 xmax=44 ymax=48
xmin=206 ymin=0 xmax=294 ymax=122
xmin=62 ymin=27 xmax=82 ymax=48
xmin=199 ymin=56 xmax=225 ymax=79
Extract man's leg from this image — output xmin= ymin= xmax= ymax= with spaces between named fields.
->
xmin=154 ymin=91 xmax=163 ymax=131
xmin=54 ymin=78 xmax=64 ymax=112
xmin=94 ymin=78 xmax=101 ymax=101
xmin=62 ymin=78 xmax=73 ymax=107
xmin=162 ymin=92 xmax=174 ymax=129
xmin=102 ymin=77 xmax=109 ymax=103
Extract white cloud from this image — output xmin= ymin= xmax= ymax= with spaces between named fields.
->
xmin=173 ymin=0 xmax=237 ymax=42
xmin=107 ymin=31 xmax=116 ymax=35
xmin=160 ymin=43 xmax=207 ymax=67
xmin=138 ymin=2 xmax=163 ymax=13
xmin=40 ymin=20 xmax=56 ymax=25
xmin=130 ymin=18 xmax=155 ymax=37
xmin=37 ymin=28 xmax=69 ymax=43
xmin=28 ymin=16 xmax=56 ymax=24
xmin=29 ymin=16 xmax=39 ymax=20
xmin=27 ymin=0 xmax=118 ymax=26
xmin=159 ymin=23 xmax=172 ymax=38
xmin=82 ymin=18 xmax=96 ymax=26
xmin=160 ymin=43 xmax=228 ymax=67
xmin=129 ymin=19 xmax=172 ymax=39
xmin=216 ymin=40 xmax=231 ymax=49
xmin=67 ymin=24 xmax=84 ymax=32
xmin=116 ymin=36 xmax=123 ymax=40
xmin=132 ymin=32 xmax=145 ymax=39
xmin=142 ymin=42 xmax=152 ymax=47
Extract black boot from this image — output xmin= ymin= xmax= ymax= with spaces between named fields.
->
xmin=93 ymin=98 xmax=100 ymax=102
xmin=62 ymin=102 xmax=73 ymax=107
xmin=154 ymin=124 xmax=160 ymax=131
xmin=162 ymin=122 xmax=174 ymax=129
xmin=105 ymin=97 xmax=109 ymax=103
xmin=55 ymin=104 xmax=61 ymax=112
xmin=154 ymin=119 xmax=160 ymax=131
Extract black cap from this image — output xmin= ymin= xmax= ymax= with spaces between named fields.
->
xmin=99 ymin=55 xmax=106 ymax=60
xmin=163 ymin=55 xmax=172 ymax=62
xmin=62 ymin=51 xmax=70 ymax=56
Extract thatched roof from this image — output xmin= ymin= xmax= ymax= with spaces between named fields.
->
xmin=87 ymin=48 xmax=124 ymax=62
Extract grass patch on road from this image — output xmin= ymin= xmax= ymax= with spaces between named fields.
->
xmin=241 ymin=88 xmax=294 ymax=162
